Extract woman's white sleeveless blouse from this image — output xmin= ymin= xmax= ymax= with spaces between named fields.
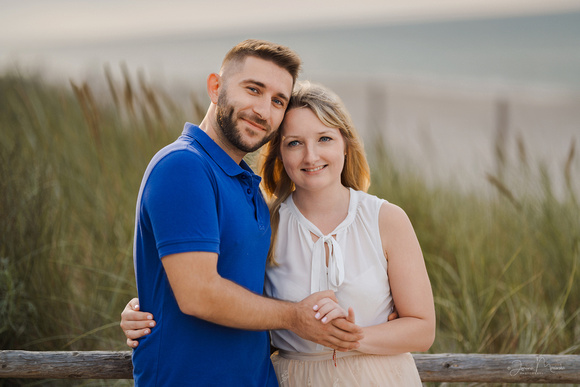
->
xmin=264 ymin=188 xmax=394 ymax=353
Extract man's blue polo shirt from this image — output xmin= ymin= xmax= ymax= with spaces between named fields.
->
xmin=132 ymin=123 xmax=277 ymax=386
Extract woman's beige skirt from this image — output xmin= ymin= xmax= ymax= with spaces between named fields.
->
xmin=271 ymin=350 xmax=422 ymax=387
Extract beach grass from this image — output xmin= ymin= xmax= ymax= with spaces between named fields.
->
xmin=1 ymin=70 xmax=578 ymax=386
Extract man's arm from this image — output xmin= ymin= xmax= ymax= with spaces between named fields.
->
xmin=163 ymin=251 xmax=363 ymax=351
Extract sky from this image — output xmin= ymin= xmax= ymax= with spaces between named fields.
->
xmin=3 ymin=0 xmax=580 ymax=91
xmin=2 ymin=0 xmax=580 ymax=51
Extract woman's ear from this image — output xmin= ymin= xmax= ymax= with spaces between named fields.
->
xmin=207 ymin=73 xmax=221 ymax=104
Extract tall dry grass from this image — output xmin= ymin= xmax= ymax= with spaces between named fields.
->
xmin=368 ymin=122 xmax=579 ymax=386
xmin=0 ymin=68 xmax=205 ymax=386
xmin=1 ymin=69 xmax=578 ymax=386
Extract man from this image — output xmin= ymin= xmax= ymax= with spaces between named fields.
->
xmin=128 ymin=39 xmax=362 ymax=386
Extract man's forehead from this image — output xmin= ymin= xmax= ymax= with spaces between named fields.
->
xmin=225 ymin=57 xmax=292 ymax=86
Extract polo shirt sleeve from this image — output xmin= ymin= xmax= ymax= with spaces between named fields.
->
xmin=142 ymin=149 xmax=220 ymax=258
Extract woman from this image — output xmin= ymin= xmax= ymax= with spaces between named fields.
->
xmin=122 ymin=82 xmax=435 ymax=386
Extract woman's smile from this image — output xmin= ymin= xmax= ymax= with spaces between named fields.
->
xmin=302 ymin=165 xmax=327 ymax=173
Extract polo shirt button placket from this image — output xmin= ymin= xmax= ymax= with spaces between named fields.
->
xmin=240 ymin=174 xmax=251 ymax=195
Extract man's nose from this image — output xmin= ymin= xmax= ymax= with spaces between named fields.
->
xmin=252 ymin=96 xmax=271 ymax=121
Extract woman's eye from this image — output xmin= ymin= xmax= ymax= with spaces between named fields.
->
xmin=320 ymin=136 xmax=332 ymax=142
xmin=287 ymin=140 xmax=300 ymax=147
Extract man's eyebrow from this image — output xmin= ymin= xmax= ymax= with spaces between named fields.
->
xmin=242 ymin=79 xmax=266 ymax=88
xmin=242 ymin=79 xmax=290 ymax=103
xmin=276 ymin=92 xmax=290 ymax=104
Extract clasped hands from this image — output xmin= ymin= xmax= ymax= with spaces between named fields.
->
xmin=294 ymin=290 xmax=363 ymax=352
xmin=121 ymin=292 xmax=368 ymax=353
xmin=313 ymin=296 xmax=354 ymax=325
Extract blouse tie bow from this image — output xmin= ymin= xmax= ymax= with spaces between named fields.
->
xmin=310 ymin=234 xmax=345 ymax=293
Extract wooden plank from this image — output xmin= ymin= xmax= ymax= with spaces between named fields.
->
xmin=1 ymin=351 xmax=579 ymax=383
xmin=415 ymin=353 xmax=580 ymax=383
xmin=0 ymin=351 xmax=133 ymax=379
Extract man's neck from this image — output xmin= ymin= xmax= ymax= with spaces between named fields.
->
xmin=199 ymin=111 xmax=246 ymax=165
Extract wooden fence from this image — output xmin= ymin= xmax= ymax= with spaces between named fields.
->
xmin=1 ymin=351 xmax=579 ymax=384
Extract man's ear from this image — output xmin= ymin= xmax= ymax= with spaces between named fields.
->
xmin=207 ymin=73 xmax=221 ymax=104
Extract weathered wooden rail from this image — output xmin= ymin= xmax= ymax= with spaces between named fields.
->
xmin=1 ymin=351 xmax=579 ymax=383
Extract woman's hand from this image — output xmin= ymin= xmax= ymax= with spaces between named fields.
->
xmin=314 ymin=299 xmax=359 ymax=352
xmin=312 ymin=297 xmax=350 ymax=324
xmin=120 ymin=298 xmax=156 ymax=348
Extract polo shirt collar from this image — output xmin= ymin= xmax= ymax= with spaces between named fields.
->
xmin=181 ymin=122 xmax=260 ymax=181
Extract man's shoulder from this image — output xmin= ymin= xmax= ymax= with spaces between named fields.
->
xmin=149 ymin=140 xmax=212 ymax=173
xmin=138 ymin=140 xmax=217 ymax=197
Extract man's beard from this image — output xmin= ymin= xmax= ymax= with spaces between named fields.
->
xmin=216 ymin=90 xmax=276 ymax=153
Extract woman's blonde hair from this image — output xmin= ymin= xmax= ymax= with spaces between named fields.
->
xmin=259 ymin=81 xmax=371 ymax=265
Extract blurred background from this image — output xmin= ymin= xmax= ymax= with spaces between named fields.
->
xmin=1 ymin=1 xmax=579 ymax=386
xmin=2 ymin=0 xmax=580 ymax=192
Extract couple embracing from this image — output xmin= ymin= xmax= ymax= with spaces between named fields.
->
xmin=120 ymin=39 xmax=435 ymax=386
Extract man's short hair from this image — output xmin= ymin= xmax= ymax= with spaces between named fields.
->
xmin=221 ymin=39 xmax=302 ymax=85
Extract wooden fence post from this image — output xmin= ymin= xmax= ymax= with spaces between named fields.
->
xmin=1 ymin=351 xmax=579 ymax=383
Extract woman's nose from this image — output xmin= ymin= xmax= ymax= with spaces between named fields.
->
xmin=304 ymin=144 xmax=319 ymax=163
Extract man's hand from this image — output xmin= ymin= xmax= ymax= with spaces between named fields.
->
xmin=290 ymin=291 xmax=363 ymax=352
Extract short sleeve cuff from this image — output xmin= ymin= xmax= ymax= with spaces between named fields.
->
xmin=158 ymin=239 xmax=220 ymax=259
